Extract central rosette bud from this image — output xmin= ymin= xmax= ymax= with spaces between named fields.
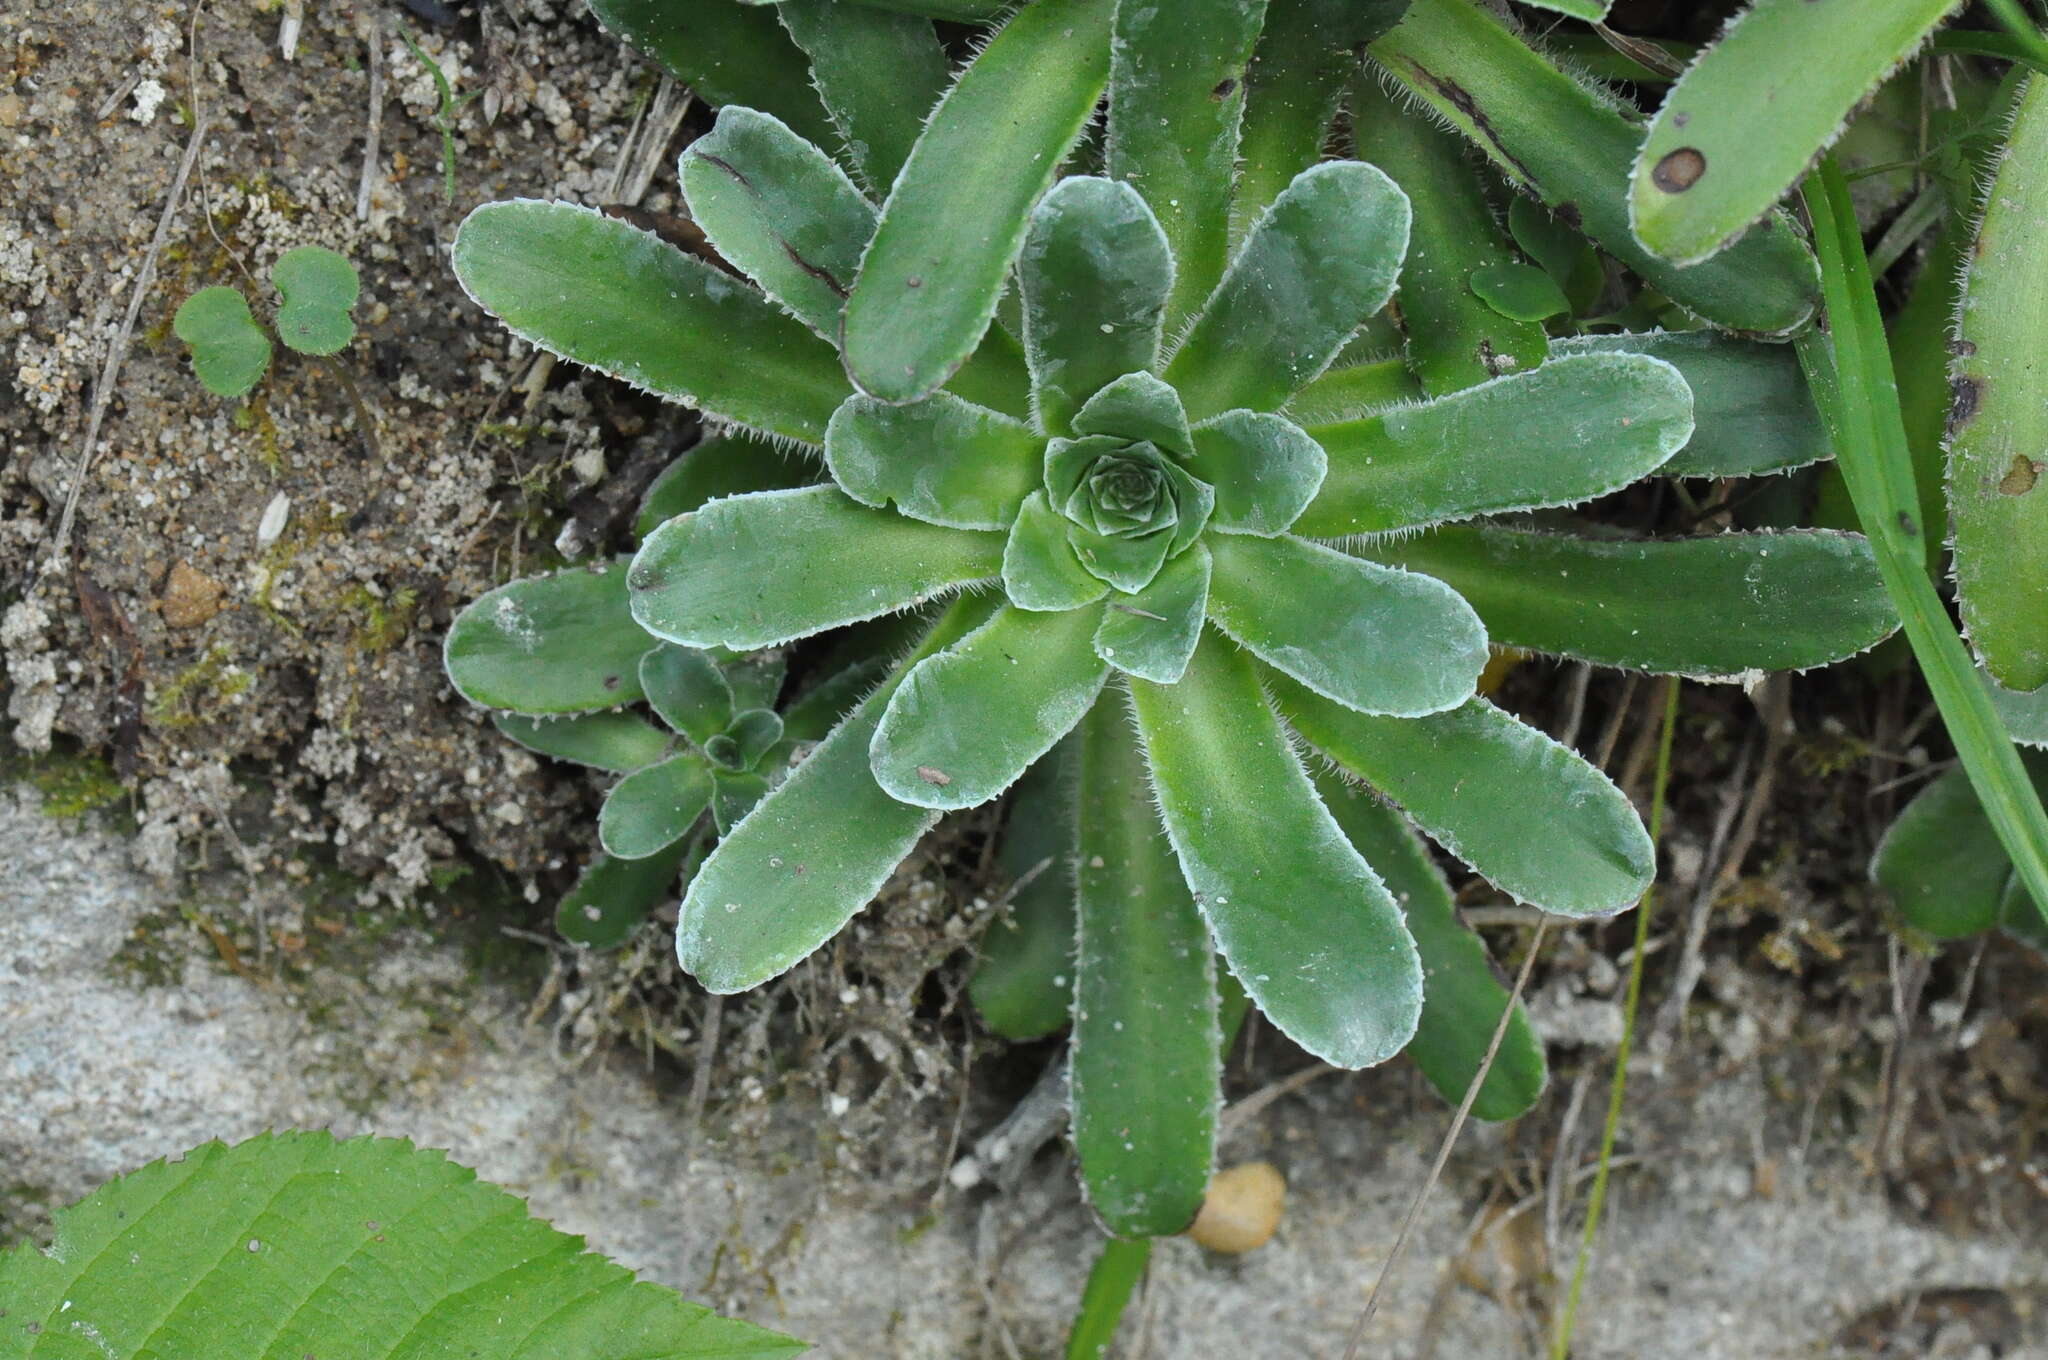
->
xmin=1039 ymin=387 xmax=1214 ymax=594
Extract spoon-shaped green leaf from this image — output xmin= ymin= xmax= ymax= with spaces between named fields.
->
xmin=271 ymin=245 xmax=358 ymax=356
xmin=443 ymin=558 xmax=652 ymax=713
xmin=172 ymin=286 xmax=272 ymax=398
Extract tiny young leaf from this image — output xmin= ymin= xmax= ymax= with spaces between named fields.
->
xmin=172 ymin=286 xmax=273 ymax=398
xmin=1094 ymin=542 xmax=1211 ymax=684
xmin=270 ymin=245 xmax=359 ymax=356
xmin=599 ymin=753 xmax=715 ymax=859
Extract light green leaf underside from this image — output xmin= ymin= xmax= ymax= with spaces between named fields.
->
xmin=1551 ymin=331 xmax=1830 ymax=479
xmin=1168 ymin=160 xmax=1411 ymax=421
xmin=640 ymin=644 xmax=736 ymax=749
xmin=1950 ymin=74 xmax=2048 ymax=693
xmin=1004 ymin=490 xmax=1112 ymax=611
xmin=0 ymin=1131 xmax=804 ymax=1360
xmin=585 ymin=0 xmax=836 ymax=151
xmin=172 ymin=287 xmax=272 ymax=399
xmin=970 ymin=743 xmax=1080 ymax=1041
xmin=1131 ymin=633 xmax=1423 ymax=1069
xmin=493 ymin=711 xmax=672 ymax=773
xmin=1313 ymin=774 xmax=1546 ymax=1121
xmin=452 ymin=200 xmax=849 ymax=446
xmin=1370 ymin=0 xmax=1820 ymax=337
xmin=1362 ymin=525 xmax=1896 ymax=678
xmin=600 ymin=754 xmax=715 ymax=860
xmin=556 ymin=840 xmax=697 ymax=950
xmin=1019 ymin=176 xmax=1176 ymax=437
xmin=1276 ymin=680 xmax=1652 ymax=915
xmin=774 ymin=0 xmax=949 ymax=192
xmin=872 ymin=603 xmax=1108 ymax=810
xmin=1631 ymin=0 xmax=1962 ymax=266
xmin=1296 ymin=352 xmax=1693 ymax=536
xmin=1071 ymin=696 xmax=1220 ymax=1237
xmin=827 ymin=392 xmax=1041 ymax=529
xmin=629 ymin=486 xmax=1004 ymax=651
xmin=679 ymin=105 xmax=877 ymax=342
xmin=1185 ymin=410 xmax=1327 ymax=536
xmin=1350 ymin=72 xmax=1549 ymax=395
xmin=1107 ymin=0 xmax=1267 ymax=334
xmin=271 ymin=245 xmax=359 ymax=357
xmin=677 ymin=597 xmax=995 ymax=992
xmin=444 ymin=559 xmax=650 ymax=714
xmin=1095 ymin=543 xmax=1210 ymax=684
xmin=1207 ymin=534 xmax=1487 ymax=717
xmin=842 ymin=0 xmax=1117 ymax=403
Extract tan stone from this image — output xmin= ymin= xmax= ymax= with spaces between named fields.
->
xmin=160 ymin=561 xmax=224 ymax=628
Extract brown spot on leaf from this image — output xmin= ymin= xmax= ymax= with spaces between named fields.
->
xmin=1998 ymin=455 xmax=2039 ymax=496
xmin=916 ymin=765 xmax=951 ymax=787
xmin=1651 ymin=147 xmax=1707 ymax=193
xmin=1211 ymin=77 xmax=1237 ymax=99
xmin=1555 ymin=201 xmax=1582 ymax=229
xmin=1947 ymin=375 xmax=1982 ymax=436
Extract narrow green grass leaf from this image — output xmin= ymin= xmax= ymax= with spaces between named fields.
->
xmin=1277 ymin=682 xmax=1652 ymax=914
xmin=1067 ymin=1237 xmax=1154 ymax=1360
xmin=444 ymin=559 xmax=651 ymax=713
xmin=270 ymin=245 xmax=358 ymax=356
xmin=1295 ymin=352 xmax=1693 ymax=536
xmin=493 ymin=711 xmax=672 ymax=773
xmin=172 ymin=287 xmax=273 ymax=398
xmin=1371 ymin=0 xmax=1820 ymax=336
xmin=843 ymin=0 xmax=1117 ymax=403
xmin=1949 ymin=74 xmax=2048 ymax=692
xmin=1132 ymin=633 xmax=1423 ymax=1068
xmin=871 ymin=603 xmax=1109 ymax=809
xmin=1107 ymin=0 xmax=1267 ymax=332
xmin=1362 ymin=525 xmax=1894 ymax=677
xmin=680 ymin=106 xmax=876 ymax=342
xmin=1873 ymin=763 xmax=2030 ymax=939
xmin=453 ymin=200 xmax=849 ymax=446
xmin=1071 ymin=696 xmax=1220 ymax=1236
xmin=1005 ymin=491 xmax=1113 ymax=611
xmin=1631 ymin=0 xmax=1963 ymax=266
xmin=775 ymin=0 xmax=949 ymax=192
xmin=629 ymin=486 xmax=1004 ymax=650
xmin=1207 ymin=534 xmax=1486 ymax=717
xmin=1184 ymin=411 xmax=1327 ymax=536
xmin=1313 ymin=772 xmax=1546 ymax=1120
xmin=600 ymin=753 xmax=716 ymax=859
xmin=556 ymin=839 xmax=698 ymax=950
xmin=639 ymin=644 xmax=736 ymax=748
xmin=1552 ymin=331 xmax=1829 ymax=479
xmin=1019 ymin=177 xmax=1175 ymax=437
xmin=826 ymin=392 xmax=1042 ymax=529
xmin=586 ymin=0 xmax=836 ymax=150
xmin=971 ymin=744 xmax=1080 ymax=1041
xmin=677 ymin=597 xmax=995 ymax=992
xmin=1168 ymin=161 xmax=1411 ymax=420
xmin=637 ymin=433 xmax=819 ymax=541
xmin=0 ymin=1131 xmax=805 ymax=1359
xmin=1351 ymin=73 xmax=1550 ymax=394
xmin=1095 ymin=543 xmax=1210 ymax=683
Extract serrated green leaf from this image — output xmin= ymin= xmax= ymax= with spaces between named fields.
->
xmin=679 ymin=106 xmax=876 ymax=341
xmin=848 ymin=0 xmax=1010 ymax=16
xmin=1207 ymin=533 xmax=1486 ymax=717
xmin=971 ymin=743 xmax=1080 ymax=1041
xmin=444 ymin=559 xmax=651 ymax=713
xmin=0 ymin=1131 xmax=805 ymax=1360
xmin=600 ymin=753 xmax=715 ymax=859
xmin=711 ymin=769 xmax=773 ymax=835
xmin=1183 ymin=410 xmax=1327 ymax=536
xmin=775 ymin=0 xmax=948 ymax=192
xmin=1950 ymin=74 xmax=2048 ymax=693
xmin=1019 ymin=177 xmax=1175 ymax=437
xmin=1071 ymin=371 xmax=1193 ymax=457
xmin=453 ymin=200 xmax=849 ymax=446
xmin=556 ymin=838 xmax=697 ymax=950
xmin=1003 ymin=490 xmax=1112 ymax=611
xmin=637 ymin=433 xmax=820 ymax=541
xmin=1313 ymin=773 xmax=1546 ymax=1120
xmin=270 ymin=244 xmax=359 ymax=356
xmin=843 ymin=0 xmax=1117 ymax=403
xmin=1283 ymin=354 xmax=1423 ymax=425
xmin=826 ymin=392 xmax=1041 ymax=529
xmin=871 ymin=603 xmax=1108 ymax=809
xmin=1351 ymin=73 xmax=1550 ymax=394
xmin=629 ymin=486 xmax=1004 ymax=650
xmin=640 ymin=644 xmax=735 ymax=747
xmin=780 ymin=653 xmax=890 ymax=744
xmin=1095 ymin=543 xmax=1210 ymax=683
xmin=677 ymin=596 xmax=995 ymax=992
xmin=1168 ymin=160 xmax=1411 ymax=420
xmin=493 ymin=710 xmax=672 ymax=773
xmin=1106 ymin=0 xmax=1266 ymax=333
xmin=1131 ymin=632 xmax=1423 ymax=1068
xmin=1071 ymin=695 xmax=1219 ymax=1236
xmin=1551 ymin=331 xmax=1830 ymax=479
xmin=1360 ymin=525 xmax=1895 ymax=677
xmin=1295 ymin=352 xmax=1694 ymax=536
xmin=586 ymin=0 xmax=836 ymax=151
xmin=1631 ymin=0 xmax=1963 ymax=266
xmin=1371 ymin=0 xmax=1820 ymax=337
xmin=1277 ymin=682 xmax=1652 ymax=915
xmin=172 ymin=286 xmax=272 ymax=398
xmin=1991 ymin=669 xmax=2048 ymax=747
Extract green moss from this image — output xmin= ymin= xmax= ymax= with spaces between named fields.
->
xmin=18 ymin=751 xmax=125 ymax=819
xmin=146 ymin=643 xmax=254 ymax=730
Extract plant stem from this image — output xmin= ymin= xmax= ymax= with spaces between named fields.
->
xmin=1797 ymin=155 xmax=2048 ymax=932
xmin=1551 ymin=674 xmax=1681 ymax=1359
xmin=1065 ymin=1235 xmax=1151 ymax=1359
xmin=1980 ymin=0 xmax=2048 ymax=68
